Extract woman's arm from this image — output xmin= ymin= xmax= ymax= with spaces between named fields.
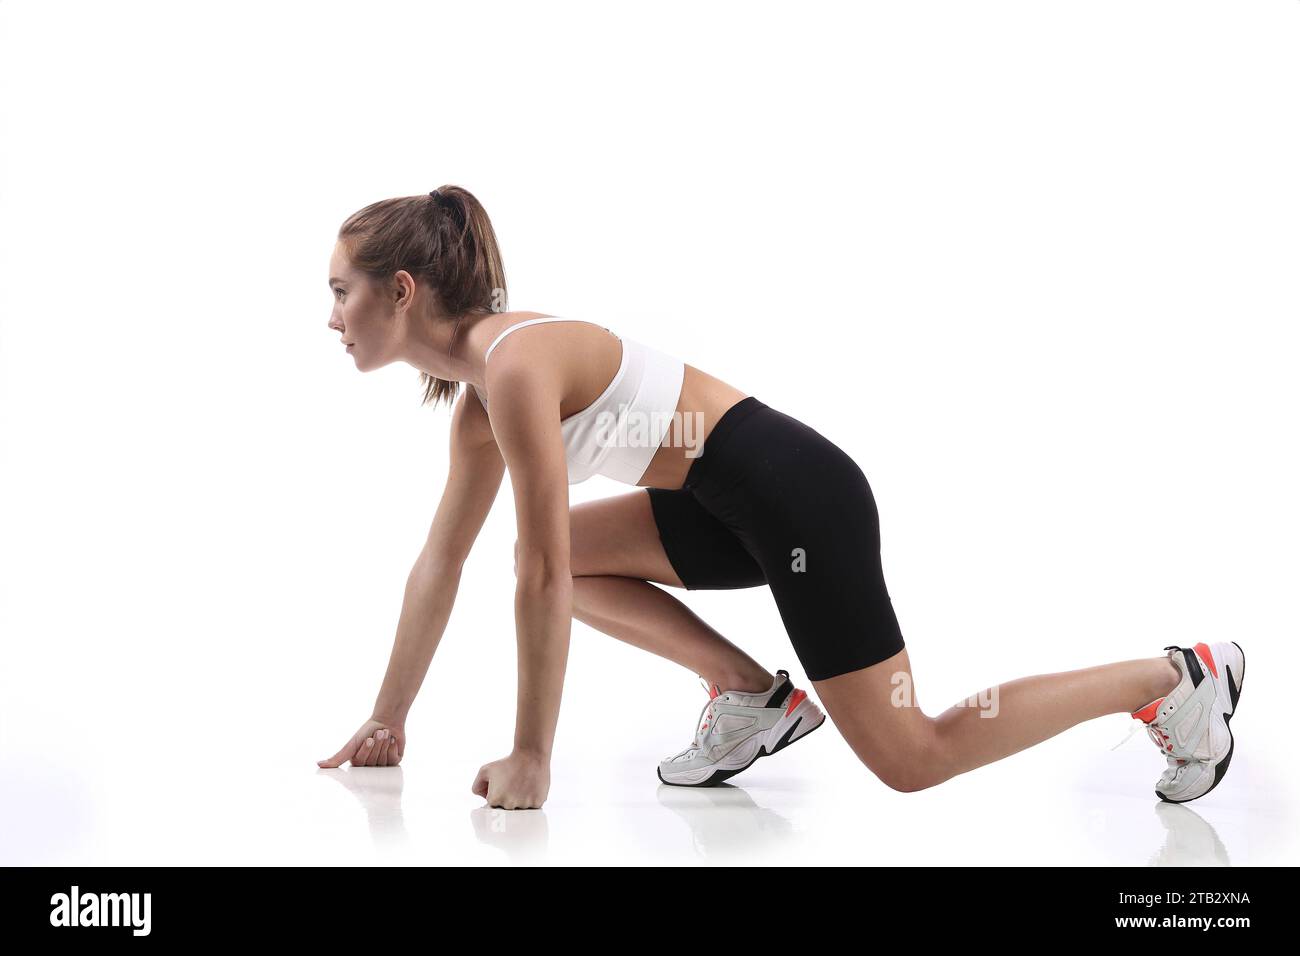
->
xmin=320 ymin=387 xmax=504 ymax=769
xmin=470 ymin=356 xmax=573 ymax=807
xmin=370 ymin=387 xmax=506 ymax=725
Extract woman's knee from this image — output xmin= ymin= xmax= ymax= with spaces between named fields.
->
xmin=869 ymin=731 xmax=952 ymax=793
xmin=814 ymin=656 xmax=953 ymax=793
xmin=833 ymin=714 xmax=951 ymax=793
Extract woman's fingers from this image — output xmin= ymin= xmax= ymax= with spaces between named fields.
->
xmin=319 ymin=725 xmax=404 ymax=769
xmin=317 ymin=740 xmax=358 ymax=769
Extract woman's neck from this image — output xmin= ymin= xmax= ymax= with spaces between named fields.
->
xmin=402 ymin=310 xmax=543 ymax=391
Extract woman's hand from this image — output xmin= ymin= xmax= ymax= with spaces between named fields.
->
xmin=317 ymin=718 xmax=405 ymax=768
xmin=471 ymin=750 xmax=550 ymax=809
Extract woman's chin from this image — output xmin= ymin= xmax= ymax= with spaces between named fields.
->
xmin=346 ymin=346 xmax=395 ymax=373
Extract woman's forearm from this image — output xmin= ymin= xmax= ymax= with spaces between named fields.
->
xmin=512 ymin=573 xmax=573 ymax=758
xmin=372 ymin=551 xmax=462 ymax=724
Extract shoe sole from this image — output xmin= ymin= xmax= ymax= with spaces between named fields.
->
xmin=657 ymin=706 xmax=828 ymax=788
xmin=1156 ymin=641 xmax=1245 ymax=804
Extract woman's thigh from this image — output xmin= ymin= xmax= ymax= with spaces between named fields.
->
xmin=567 ymin=489 xmax=686 ymax=587
xmin=565 ymin=488 xmax=767 ymax=591
xmin=687 ymin=403 xmax=905 ymax=681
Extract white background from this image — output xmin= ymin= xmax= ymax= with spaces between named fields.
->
xmin=1 ymin=0 xmax=1295 ymax=866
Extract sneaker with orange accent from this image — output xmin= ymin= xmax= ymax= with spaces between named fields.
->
xmin=1129 ymin=642 xmax=1246 ymax=804
xmin=657 ymin=669 xmax=826 ymax=787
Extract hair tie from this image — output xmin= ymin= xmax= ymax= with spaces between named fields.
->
xmin=429 ymin=189 xmax=442 ymax=203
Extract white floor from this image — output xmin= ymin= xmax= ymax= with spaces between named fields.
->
xmin=4 ymin=0 xmax=1297 ymax=873
xmin=4 ymin=701 xmax=1289 ymax=867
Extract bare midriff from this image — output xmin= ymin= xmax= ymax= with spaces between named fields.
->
xmin=634 ymin=364 xmax=749 ymax=491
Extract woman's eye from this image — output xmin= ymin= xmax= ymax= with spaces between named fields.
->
xmin=334 ymin=289 xmax=345 ymax=299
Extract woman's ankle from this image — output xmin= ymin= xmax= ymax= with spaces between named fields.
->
xmin=1155 ymin=655 xmax=1181 ymax=696
xmin=1132 ymin=655 xmax=1182 ymax=711
xmin=706 ymin=666 xmax=775 ymax=695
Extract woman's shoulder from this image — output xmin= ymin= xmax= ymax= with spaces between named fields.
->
xmin=483 ymin=313 xmax=615 ymax=362
xmin=479 ymin=314 xmax=623 ymax=415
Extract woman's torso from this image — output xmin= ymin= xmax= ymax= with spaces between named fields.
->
xmin=473 ymin=312 xmax=748 ymax=490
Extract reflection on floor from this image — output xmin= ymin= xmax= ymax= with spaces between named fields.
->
xmin=4 ymin=723 xmax=1291 ymax=866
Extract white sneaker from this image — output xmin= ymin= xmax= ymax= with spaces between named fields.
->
xmin=657 ymin=669 xmax=826 ymax=787
xmin=1129 ymin=642 xmax=1246 ymax=803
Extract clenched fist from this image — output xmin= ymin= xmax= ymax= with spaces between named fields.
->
xmin=471 ymin=750 xmax=550 ymax=809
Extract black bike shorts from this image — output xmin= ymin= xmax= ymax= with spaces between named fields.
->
xmin=646 ymin=396 xmax=906 ymax=681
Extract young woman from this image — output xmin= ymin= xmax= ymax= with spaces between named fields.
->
xmin=317 ymin=186 xmax=1247 ymax=811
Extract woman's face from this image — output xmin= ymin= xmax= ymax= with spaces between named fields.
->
xmin=327 ymin=243 xmax=400 ymax=372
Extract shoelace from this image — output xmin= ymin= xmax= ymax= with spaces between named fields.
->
xmin=1107 ymin=723 xmax=1138 ymax=749
xmin=1110 ymin=716 xmax=1145 ymax=751
xmin=1111 ymin=713 xmax=1178 ymax=753
xmin=1146 ymin=721 xmax=1174 ymax=754
xmin=666 ymin=703 xmax=712 ymax=760
xmin=670 ymin=679 xmax=722 ymax=759
xmin=1112 ymin=712 xmax=1194 ymax=790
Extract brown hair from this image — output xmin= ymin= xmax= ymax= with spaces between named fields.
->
xmin=336 ymin=185 xmax=508 ymax=408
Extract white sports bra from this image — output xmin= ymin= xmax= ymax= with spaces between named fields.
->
xmin=472 ymin=317 xmax=686 ymax=485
